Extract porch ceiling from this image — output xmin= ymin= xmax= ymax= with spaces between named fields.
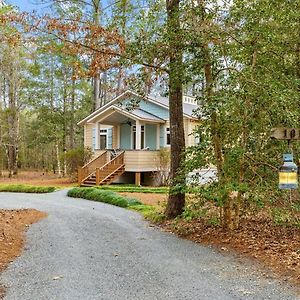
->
xmin=89 ymin=105 xmax=165 ymax=125
xmin=101 ymin=111 xmax=131 ymax=124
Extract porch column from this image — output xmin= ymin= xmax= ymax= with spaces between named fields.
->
xmin=136 ymin=120 xmax=141 ymax=150
xmin=117 ymin=125 xmax=121 ymax=148
xmin=156 ymin=124 xmax=160 ymax=150
xmin=95 ymin=122 xmax=100 ymax=150
xmin=135 ymin=172 xmax=141 ymax=186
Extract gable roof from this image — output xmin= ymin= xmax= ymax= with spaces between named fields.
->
xmin=78 ymin=90 xmax=198 ymax=125
xmin=146 ymin=94 xmax=198 ymax=118
xmin=87 ymin=105 xmax=165 ymax=124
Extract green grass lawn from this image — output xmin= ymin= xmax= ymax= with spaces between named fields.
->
xmin=95 ymin=184 xmax=169 ymax=194
xmin=0 ymin=184 xmax=56 ymax=193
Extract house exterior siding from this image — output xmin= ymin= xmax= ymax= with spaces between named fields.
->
xmin=184 ymin=118 xmax=200 ymax=147
xmin=117 ymin=97 xmax=169 ymax=120
xmin=120 ymin=123 xmax=131 ymax=149
xmin=138 ymin=100 xmax=169 ymax=120
xmin=124 ymin=150 xmax=160 ymax=172
xmin=84 ymin=124 xmax=94 ymax=149
xmin=145 ymin=124 xmax=157 ymax=150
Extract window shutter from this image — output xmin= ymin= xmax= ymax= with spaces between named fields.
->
xmin=107 ymin=128 xmax=113 ymax=149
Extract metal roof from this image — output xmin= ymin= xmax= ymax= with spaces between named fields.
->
xmin=147 ymin=94 xmax=199 ymax=118
xmin=129 ymin=108 xmax=165 ymax=122
xmin=78 ymin=90 xmax=199 ymax=125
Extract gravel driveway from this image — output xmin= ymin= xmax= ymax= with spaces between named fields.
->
xmin=0 ymin=190 xmax=298 ymax=300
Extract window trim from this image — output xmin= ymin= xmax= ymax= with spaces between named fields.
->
xmin=165 ymin=127 xmax=170 ymax=147
xmin=99 ymin=128 xmax=108 ymax=150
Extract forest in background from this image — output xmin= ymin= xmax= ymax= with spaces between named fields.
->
xmin=0 ymin=0 xmax=300 ymax=226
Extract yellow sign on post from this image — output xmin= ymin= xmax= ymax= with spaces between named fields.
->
xmin=278 ymin=154 xmax=298 ymax=190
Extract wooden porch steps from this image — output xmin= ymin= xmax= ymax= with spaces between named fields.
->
xmin=78 ymin=151 xmax=125 ymax=187
xmin=81 ymin=165 xmax=125 ymax=186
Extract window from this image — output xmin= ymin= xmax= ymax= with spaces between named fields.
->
xmin=99 ymin=129 xmax=107 ymax=150
xmin=166 ymin=127 xmax=170 ymax=146
xmin=194 ymin=127 xmax=201 ymax=145
xmin=141 ymin=125 xmax=145 ymax=149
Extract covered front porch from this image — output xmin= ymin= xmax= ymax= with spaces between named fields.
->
xmin=90 ymin=105 xmax=165 ymax=152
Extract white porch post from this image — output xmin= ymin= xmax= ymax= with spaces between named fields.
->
xmin=156 ymin=124 xmax=160 ymax=150
xmin=95 ymin=122 xmax=100 ymax=150
xmin=136 ymin=120 xmax=141 ymax=150
xmin=117 ymin=125 xmax=121 ymax=148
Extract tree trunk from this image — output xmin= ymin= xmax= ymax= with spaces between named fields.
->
xmin=93 ymin=0 xmax=102 ymax=110
xmin=70 ymin=73 xmax=76 ymax=149
xmin=62 ymin=71 xmax=68 ymax=177
xmin=165 ymin=0 xmax=186 ymax=218
xmin=94 ymin=73 xmax=101 ymax=110
xmin=6 ymin=66 xmax=18 ymax=177
xmin=56 ymin=142 xmax=62 ymax=177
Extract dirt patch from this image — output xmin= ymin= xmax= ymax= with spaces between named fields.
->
xmin=0 ymin=171 xmax=75 ymax=187
xmin=161 ymin=216 xmax=300 ymax=287
xmin=120 ymin=192 xmax=167 ymax=207
xmin=0 ymin=209 xmax=47 ymax=298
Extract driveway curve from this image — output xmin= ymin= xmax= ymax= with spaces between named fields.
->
xmin=0 ymin=190 xmax=298 ymax=300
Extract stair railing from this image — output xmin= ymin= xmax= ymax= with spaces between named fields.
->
xmin=78 ymin=151 xmax=109 ymax=185
xmin=95 ymin=151 xmax=125 ymax=185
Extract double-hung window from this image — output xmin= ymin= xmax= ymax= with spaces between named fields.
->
xmin=99 ymin=129 xmax=108 ymax=150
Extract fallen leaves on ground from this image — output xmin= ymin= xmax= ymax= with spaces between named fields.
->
xmin=0 ymin=209 xmax=47 ymax=298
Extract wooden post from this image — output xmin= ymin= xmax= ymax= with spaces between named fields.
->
xmin=117 ymin=124 xmax=121 ymax=148
xmin=136 ymin=120 xmax=141 ymax=150
xmin=96 ymin=168 xmax=100 ymax=185
xmin=156 ymin=124 xmax=160 ymax=150
xmin=135 ymin=172 xmax=141 ymax=186
xmin=78 ymin=167 xmax=82 ymax=186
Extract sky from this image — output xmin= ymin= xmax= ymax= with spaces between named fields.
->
xmin=8 ymin=0 xmax=50 ymax=13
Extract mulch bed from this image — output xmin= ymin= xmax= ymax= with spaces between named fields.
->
xmin=0 ymin=209 xmax=47 ymax=298
xmin=161 ymin=217 xmax=300 ymax=287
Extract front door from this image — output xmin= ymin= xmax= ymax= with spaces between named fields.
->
xmin=132 ymin=125 xmax=145 ymax=149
